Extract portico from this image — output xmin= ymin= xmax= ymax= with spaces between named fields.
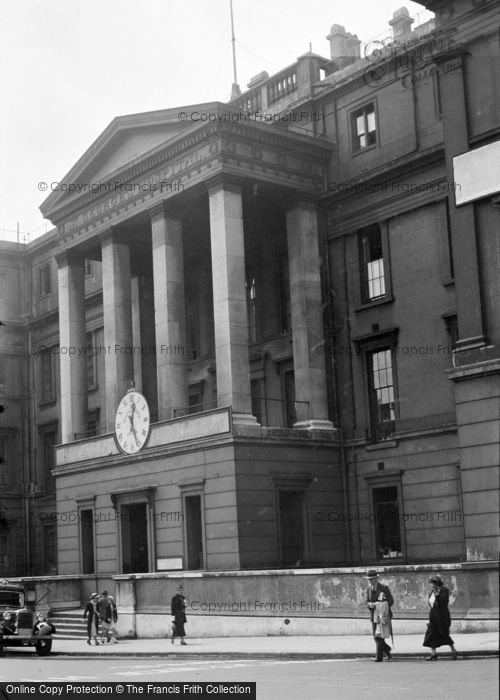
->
xmin=43 ymin=104 xmax=335 ymax=436
xmin=41 ymin=103 xmax=343 ymax=574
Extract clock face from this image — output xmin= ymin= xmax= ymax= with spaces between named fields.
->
xmin=114 ymin=390 xmax=150 ymax=454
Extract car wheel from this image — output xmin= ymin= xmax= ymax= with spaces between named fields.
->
xmin=35 ymin=639 xmax=52 ymax=656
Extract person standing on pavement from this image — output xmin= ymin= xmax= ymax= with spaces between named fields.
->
xmin=98 ymin=589 xmax=118 ymax=644
xmin=83 ymin=592 xmax=100 ymax=646
xmin=171 ymin=584 xmax=187 ymax=645
xmin=423 ymin=575 xmax=458 ymax=660
xmin=366 ymin=570 xmax=394 ymax=661
xmin=373 ymin=591 xmax=392 ymax=662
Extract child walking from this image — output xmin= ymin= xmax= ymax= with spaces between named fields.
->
xmin=373 ymin=591 xmax=392 ymax=662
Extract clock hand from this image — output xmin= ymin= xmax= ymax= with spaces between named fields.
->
xmin=128 ymin=407 xmax=140 ymax=445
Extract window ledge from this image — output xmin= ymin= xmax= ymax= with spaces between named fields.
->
xmin=365 ymin=440 xmax=398 ymax=451
xmin=354 ymin=294 xmax=394 ymax=313
xmin=39 ymin=398 xmax=57 ymax=408
xmin=352 ymin=143 xmax=378 ymax=157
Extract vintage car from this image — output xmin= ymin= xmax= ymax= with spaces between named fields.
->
xmin=0 ymin=578 xmax=54 ymax=655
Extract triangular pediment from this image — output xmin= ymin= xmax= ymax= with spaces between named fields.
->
xmin=40 ymin=102 xmax=220 ymax=219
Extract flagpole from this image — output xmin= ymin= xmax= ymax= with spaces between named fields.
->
xmin=229 ymin=0 xmax=241 ymax=98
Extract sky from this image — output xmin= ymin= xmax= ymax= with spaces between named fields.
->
xmin=0 ymin=0 xmax=433 ymax=242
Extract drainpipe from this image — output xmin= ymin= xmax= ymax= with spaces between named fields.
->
xmin=339 ymin=430 xmax=352 ymax=564
xmin=319 ymin=192 xmax=352 ymax=564
xmin=354 ymin=453 xmax=362 ymax=563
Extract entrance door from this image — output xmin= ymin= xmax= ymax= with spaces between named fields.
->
xmin=278 ymin=490 xmax=306 ymax=566
xmin=121 ymin=503 xmax=149 ymax=573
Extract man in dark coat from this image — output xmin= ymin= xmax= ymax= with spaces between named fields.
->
xmin=83 ymin=592 xmax=100 ymax=645
xmin=98 ymin=589 xmax=118 ymax=644
xmin=171 ymin=584 xmax=187 ymax=645
xmin=366 ymin=570 xmax=394 ymax=661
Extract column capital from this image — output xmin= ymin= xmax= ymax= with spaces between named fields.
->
xmin=98 ymin=226 xmax=119 ymax=247
xmin=148 ymin=200 xmax=184 ymax=221
xmin=55 ymin=249 xmax=85 ymax=269
xmin=205 ymin=173 xmax=243 ymax=196
xmin=285 ymin=190 xmax=320 ymax=212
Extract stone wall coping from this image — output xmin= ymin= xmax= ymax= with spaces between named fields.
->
xmin=6 ymin=561 xmax=497 ymax=586
xmin=111 ymin=561 xmax=499 ymax=581
xmin=8 ymin=575 xmax=98 ymax=583
xmin=447 ymin=357 xmax=500 ymax=381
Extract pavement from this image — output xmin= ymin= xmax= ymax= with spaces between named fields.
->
xmin=46 ymin=632 xmax=499 ymax=659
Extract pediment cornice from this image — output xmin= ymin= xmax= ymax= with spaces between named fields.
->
xmin=41 ymin=103 xmax=333 ymax=224
xmin=42 ymin=111 xmax=334 ymax=246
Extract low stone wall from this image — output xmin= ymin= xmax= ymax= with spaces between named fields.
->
xmin=11 ymin=561 xmax=499 ymax=637
xmin=114 ymin=561 xmax=499 ymax=637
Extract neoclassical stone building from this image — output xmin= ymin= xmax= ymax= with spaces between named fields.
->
xmin=0 ymin=0 xmax=498 ymax=587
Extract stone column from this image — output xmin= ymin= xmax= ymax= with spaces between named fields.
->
xmin=436 ymin=51 xmax=486 ymax=354
xmin=207 ymin=175 xmax=256 ymax=424
xmin=150 ymin=204 xmax=188 ymax=420
xmin=57 ymin=251 xmax=88 ymax=443
xmin=286 ymin=197 xmax=334 ymax=430
xmin=131 ymin=276 xmax=143 ymax=393
xmin=101 ymin=230 xmax=134 ymax=431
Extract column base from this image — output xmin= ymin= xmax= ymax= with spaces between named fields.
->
xmin=293 ymin=419 xmax=337 ymax=431
xmin=232 ymin=413 xmax=260 ymax=427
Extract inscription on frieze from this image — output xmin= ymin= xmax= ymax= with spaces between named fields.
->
xmin=59 ymin=145 xmax=212 ymax=236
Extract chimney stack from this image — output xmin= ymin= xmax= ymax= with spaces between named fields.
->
xmin=326 ymin=24 xmax=361 ymax=69
xmin=389 ymin=7 xmax=414 ymax=40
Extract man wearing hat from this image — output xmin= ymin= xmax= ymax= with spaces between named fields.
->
xmin=365 ymin=570 xmax=394 ymax=661
xmin=98 ymin=589 xmax=118 ymax=644
xmin=170 ymin=584 xmax=187 ymax=645
xmin=83 ymin=592 xmax=100 ymax=646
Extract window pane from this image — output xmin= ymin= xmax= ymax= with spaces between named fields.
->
xmin=360 ymin=225 xmax=386 ymax=302
xmin=369 ymin=348 xmax=396 ymax=440
xmin=368 ymin=257 xmax=385 ymax=299
xmin=356 ymin=114 xmax=365 ymax=136
xmin=373 ymin=485 xmax=402 ymax=558
xmin=41 ymin=352 xmax=54 ymax=401
xmin=367 ymin=109 xmax=376 ymax=133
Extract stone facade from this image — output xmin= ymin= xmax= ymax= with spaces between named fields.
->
xmin=0 ymin=0 xmax=498 ymax=591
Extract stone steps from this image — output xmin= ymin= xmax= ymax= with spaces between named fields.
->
xmin=48 ymin=609 xmax=87 ymax=639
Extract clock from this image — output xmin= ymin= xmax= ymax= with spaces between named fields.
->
xmin=114 ymin=390 xmax=150 ymax=454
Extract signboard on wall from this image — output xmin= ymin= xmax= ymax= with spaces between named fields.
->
xmin=453 ymin=141 xmax=500 ymax=206
xmin=157 ymin=557 xmax=183 ymax=571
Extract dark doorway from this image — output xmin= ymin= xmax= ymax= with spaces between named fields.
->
xmin=80 ymin=510 xmax=94 ymax=574
xmin=121 ymin=503 xmax=149 ymax=573
xmin=278 ymin=490 xmax=306 ymax=566
xmin=185 ymin=495 xmax=204 ymax=569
